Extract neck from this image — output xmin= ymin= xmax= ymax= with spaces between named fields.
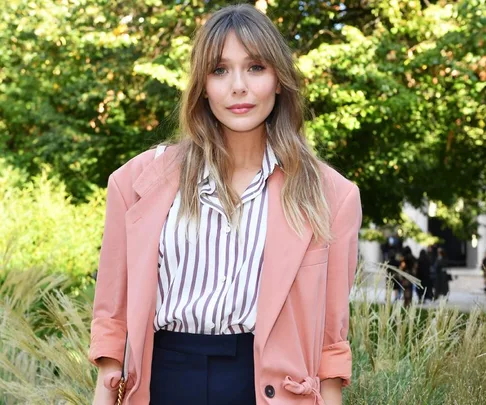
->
xmin=223 ymin=123 xmax=266 ymax=170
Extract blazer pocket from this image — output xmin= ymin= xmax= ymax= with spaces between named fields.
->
xmin=300 ymin=245 xmax=330 ymax=267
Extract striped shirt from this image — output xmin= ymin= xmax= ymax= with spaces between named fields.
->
xmin=154 ymin=143 xmax=279 ymax=335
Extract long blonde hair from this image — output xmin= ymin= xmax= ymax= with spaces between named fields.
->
xmin=175 ymin=4 xmax=331 ymax=242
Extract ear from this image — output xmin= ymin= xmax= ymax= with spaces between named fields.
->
xmin=276 ymin=82 xmax=281 ymax=94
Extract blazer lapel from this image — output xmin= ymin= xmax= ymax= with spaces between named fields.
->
xmin=122 ymin=149 xmax=311 ymax=376
xmin=124 ymin=146 xmax=181 ymax=382
xmin=255 ymin=167 xmax=313 ymax=350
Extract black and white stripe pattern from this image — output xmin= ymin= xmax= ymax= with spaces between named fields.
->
xmin=154 ymin=143 xmax=278 ymax=335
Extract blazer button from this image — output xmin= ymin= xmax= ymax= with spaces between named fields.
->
xmin=264 ymin=385 xmax=275 ymax=398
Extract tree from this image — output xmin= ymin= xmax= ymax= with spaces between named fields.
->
xmin=0 ymin=0 xmax=484 ymax=239
xmin=298 ymin=0 xmax=485 ymax=236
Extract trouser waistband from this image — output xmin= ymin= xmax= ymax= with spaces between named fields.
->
xmin=153 ymin=329 xmax=254 ymax=357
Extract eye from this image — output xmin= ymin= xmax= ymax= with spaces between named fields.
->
xmin=249 ymin=64 xmax=265 ymax=72
xmin=213 ymin=66 xmax=226 ymax=76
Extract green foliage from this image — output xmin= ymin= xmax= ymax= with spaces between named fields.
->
xmin=0 ymin=159 xmax=105 ymax=283
xmin=433 ymin=199 xmax=481 ymax=240
xmin=0 ymin=0 xmax=485 ymax=238
xmin=0 ymin=268 xmax=95 ymax=404
xmin=0 ymin=264 xmax=485 ymax=404
xmin=347 ymin=264 xmax=486 ymax=404
xmin=301 ymin=0 xmax=486 ymax=233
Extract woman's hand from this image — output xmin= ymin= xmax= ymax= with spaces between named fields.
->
xmin=92 ymin=357 xmax=122 ymax=405
xmin=320 ymin=377 xmax=343 ymax=405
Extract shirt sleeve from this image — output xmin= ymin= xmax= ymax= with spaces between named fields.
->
xmin=88 ymin=174 xmax=129 ymax=367
xmin=318 ymin=184 xmax=362 ymax=387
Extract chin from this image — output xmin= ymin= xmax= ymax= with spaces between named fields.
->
xmin=220 ymin=119 xmax=266 ymax=134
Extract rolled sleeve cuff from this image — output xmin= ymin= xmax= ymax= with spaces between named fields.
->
xmin=88 ymin=318 xmax=126 ymax=367
xmin=318 ymin=340 xmax=352 ymax=387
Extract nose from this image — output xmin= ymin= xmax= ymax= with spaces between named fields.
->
xmin=231 ymin=70 xmax=247 ymax=95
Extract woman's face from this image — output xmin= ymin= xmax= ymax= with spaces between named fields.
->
xmin=205 ymin=31 xmax=280 ymax=137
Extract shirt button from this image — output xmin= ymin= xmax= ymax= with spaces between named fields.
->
xmin=225 ymin=225 xmax=231 ymax=233
xmin=220 ymin=275 xmax=226 ymax=283
xmin=264 ymin=385 xmax=275 ymax=398
xmin=208 ymin=322 xmax=215 ymax=328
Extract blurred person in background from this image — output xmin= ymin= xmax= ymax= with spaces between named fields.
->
xmin=433 ymin=248 xmax=450 ymax=300
xmin=399 ymin=246 xmax=417 ymax=307
xmin=417 ymin=249 xmax=433 ymax=301
xmin=427 ymin=244 xmax=437 ymax=297
xmin=481 ymin=251 xmax=486 ymax=293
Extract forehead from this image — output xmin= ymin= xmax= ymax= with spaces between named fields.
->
xmin=209 ymin=31 xmax=264 ymax=67
xmin=220 ymin=33 xmax=257 ymax=60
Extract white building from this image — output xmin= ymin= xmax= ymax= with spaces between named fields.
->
xmin=359 ymin=204 xmax=486 ymax=270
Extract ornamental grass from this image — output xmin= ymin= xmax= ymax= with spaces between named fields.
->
xmin=0 ymin=263 xmax=484 ymax=404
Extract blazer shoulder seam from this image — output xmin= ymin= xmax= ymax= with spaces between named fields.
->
xmin=331 ymin=183 xmax=359 ymax=226
xmin=110 ymin=173 xmax=129 ymax=210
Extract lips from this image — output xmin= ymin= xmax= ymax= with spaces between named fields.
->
xmin=227 ymin=103 xmax=255 ymax=114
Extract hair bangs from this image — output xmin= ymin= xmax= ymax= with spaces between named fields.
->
xmin=178 ymin=4 xmax=332 ymax=242
xmin=204 ymin=13 xmax=278 ymax=74
xmin=204 ymin=19 xmax=231 ymax=74
xmin=232 ymin=17 xmax=278 ymax=67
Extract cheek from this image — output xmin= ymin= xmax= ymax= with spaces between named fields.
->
xmin=256 ymin=85 xmax=277 ymax=111
xmin=254 ymin=78 xmax=278 ymax=100
xmin=205 ymin=81 xmax=225 ymax=106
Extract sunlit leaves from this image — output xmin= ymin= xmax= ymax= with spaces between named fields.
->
xmin=299 ymin=0 xmax=485 ymax=237
xmin=0 ymin=0 xmax=484 ymax=239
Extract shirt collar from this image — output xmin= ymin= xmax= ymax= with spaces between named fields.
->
xmin=198 ymin=142 xmax=279 ymax=185
xmin=261 ymin=141 xmax=279 ymax=180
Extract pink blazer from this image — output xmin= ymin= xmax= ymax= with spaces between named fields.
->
xmin=89 ymin=145 xmax=362 ymax=404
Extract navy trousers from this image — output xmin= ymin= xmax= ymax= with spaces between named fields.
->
xmin=149 ymin=330 xmax=257 ymax=405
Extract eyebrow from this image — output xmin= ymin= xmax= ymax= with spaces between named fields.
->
xmin=218 ymin=56 xmax=261 ymax=63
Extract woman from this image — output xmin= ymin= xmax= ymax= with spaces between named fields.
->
xmin=481 ymin=251 xmax=486 ymax=293
xmin=399 ymin=247 xmax=417 ymax=307
xmin=434 ymin=248 xmax=450 ymax=299
xmin=89 ymin=4 xmax=362 ymax=405
xmin=417 ymin=249 xmax=433 ymax=301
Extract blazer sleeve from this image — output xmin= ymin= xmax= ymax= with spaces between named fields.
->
xmin=318 ymin=184 xmax=362 ymax=386
xmin=88 ymin=173 xmax=128 ymax=367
